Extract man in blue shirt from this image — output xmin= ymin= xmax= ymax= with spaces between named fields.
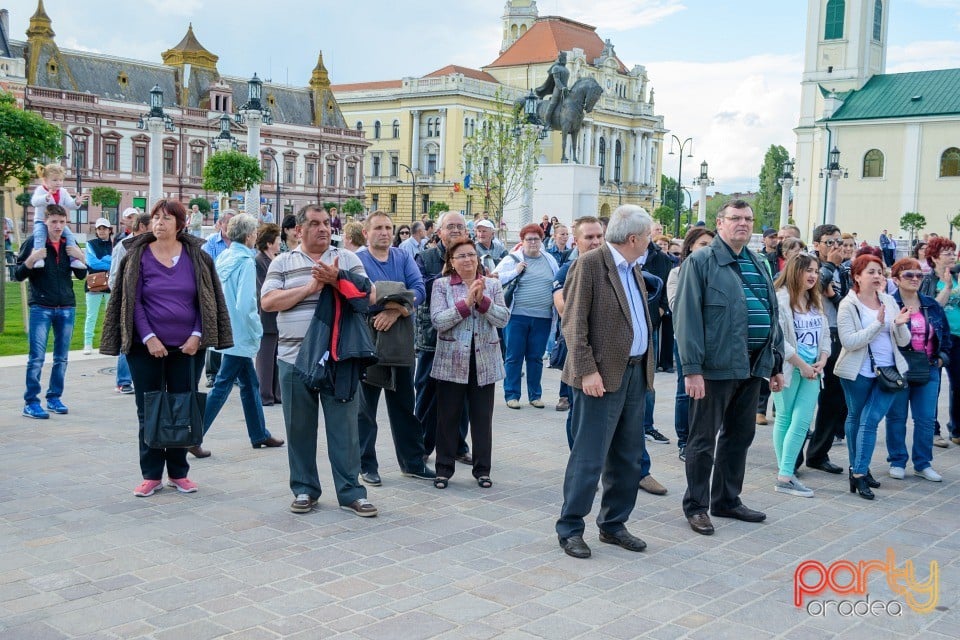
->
xmin=201 ymin=210 xmax=234 ymax=262
xmin=356 ymin=212 xmax=434 ymax=485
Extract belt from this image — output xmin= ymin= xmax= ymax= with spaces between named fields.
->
xmin=627 ymin=355 xmax=645 ymax=366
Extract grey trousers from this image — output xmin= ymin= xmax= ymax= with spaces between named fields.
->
xmin=278 ymin=360 xmax=367 ymax=506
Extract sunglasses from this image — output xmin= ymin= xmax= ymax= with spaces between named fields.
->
xmin=668 ymin=251 xmax=681 ymax=257
xmin=400 ymin=230 xmax=410 ymax=235
xmin=897 ymin=271 xmax=924 ymax=280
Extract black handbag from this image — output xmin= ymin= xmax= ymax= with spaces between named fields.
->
xmin=548 ymin=331 xmax=567 ymax=370
xmin=143 ymin=361 xmax=205 ymax=449
xmin=855 ymin=305 xmax=906 ymax=393
xmin=502 ymin=254 xmax=524 ymax=307
xmin=899 ymin=308 xmax=931 ymax=386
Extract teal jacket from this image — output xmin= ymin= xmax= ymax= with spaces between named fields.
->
xmin=214 ymin=243 xmax=262 ymax=358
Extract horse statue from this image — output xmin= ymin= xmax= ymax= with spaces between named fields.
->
xmin=517 ymin=77 xmax=604 ymax=164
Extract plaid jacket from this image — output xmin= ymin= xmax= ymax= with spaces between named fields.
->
xmin=429 ymin=275 xmax=510 ymax=385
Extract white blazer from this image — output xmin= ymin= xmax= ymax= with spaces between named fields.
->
xmin=834 ymin=291 xmax=911 ymax=381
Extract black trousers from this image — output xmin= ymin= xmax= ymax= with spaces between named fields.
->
xmin=801 ymin=327 xmax=846 ymax=468
xmin=434 ymin=352 xmax=493 ymax=480
xmin=658 ymin=315 xmax=674 ymax=370
xmin=255 ymin=332 xmax=281 ymax=405
xmin=205 ymin=348 xmax=221 ymax=381
xmin=683 ymin=376 xmax=761 ymax=517
xmin=416 ymin=349 xmax=469 ymax=456
xmin=358 ymin=365 xmax=427 ymax=475
xmin=127 ymin=343 xmax=205 ymax=480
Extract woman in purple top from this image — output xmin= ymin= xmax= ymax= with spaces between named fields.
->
xmin=99 ymin=199 xmax=232 ymax=498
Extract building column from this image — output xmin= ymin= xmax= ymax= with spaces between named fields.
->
xmin=632 ymin=130 xmax=641 ymax=183
xmin=147 ymin=119 xmax=164 ymax=206
xmin=437 ymin=108 xmax=446 ymax=174
xmin=410 ymin=110 xmax=421 ymax=172
xmin=644 ymin=135 xmax=653 ymax=186
xmin=581 ymin=122 xmax=593 ymax=165
xmin=244 ymin=110 xmax=263 ymax=214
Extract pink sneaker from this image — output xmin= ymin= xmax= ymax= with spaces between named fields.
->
xmin=166 ymin=477 xmax=198 ymax=493
xmin=134 ymin=479 xmax=163 ymax=497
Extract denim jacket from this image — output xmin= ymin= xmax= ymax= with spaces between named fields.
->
xmin=893 ymin=290 xmax=952 ymax=366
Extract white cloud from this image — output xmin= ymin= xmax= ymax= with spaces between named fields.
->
xmin=550 ymin=0 xmax=686 ymax=30
xmin=144 ymin=0 xmax=202 ymax=17
xmin=887 ymin=40 xmax=960 ymax=71
xmin=647 ymin=53 xmax=803 ymax=194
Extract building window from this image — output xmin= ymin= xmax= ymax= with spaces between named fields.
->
xmin=163 ymin=148 xmax=175 ymax=175
xmin=373 ymin=121 xmax=381 ymax=139
xmin=862 ymin=149 xmax=884 ymax=178
xmin=598 ymin=137 xmax=606 ymax=183
xmin=190 ymin=149 xmax=203 ymax=177
xmin=464 ymin=118 xmax=470 ymax=138
xmin=346 ymin=165 xmax=357 ymax=189
xmin=390 ymin=155 xmax=399 ymax=177
xmin=393 ymin=120 xmax=400 ymax=138
xmin=434 ymin=118 xmax=441 ymax=137
xmin=426 ymin=118 xmax=434 ymax=137
xmin=356 ymin=121 xmax=363 ymax=132
xmin=873 ymin=0 xmax=883 ymax=41
xmin=372 ymin=156 xmax=381 ymax=178
xmin=104 ymin=142 xmax=117 ymax=171
xmin=262 ymin=159 xmax=272 ymax=179
xmin=614 ymin=140 xmax=622 ymax=183
xmin=371 ymin=194 xmax=379 ymax=211
xmin=134 ymin=146 xmax=146 ymax=173
xmin=941 ymin=147 xmax=960 ymax=177
xmin=74 ymin=139 xmax=87 ymax=169
xmin=326 ymin=162 xmax=337 ymax=187
xmin=306 ymin=161 xmax=316 ymax=186
xmin=426 ymin=153 xmax=437 ymax=176
xmin=285 ymin=160 xmax=295 ymax=184
xmin=390 ymin=193 xmax=397 ymax=213
xmin=422 ymin=194 xmax=429 ymax=214
xmin=825 ymin=0 xmax=845 ymax=40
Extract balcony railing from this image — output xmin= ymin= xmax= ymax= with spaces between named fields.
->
xmin=27 ymin=87 xmax=98 ymax=104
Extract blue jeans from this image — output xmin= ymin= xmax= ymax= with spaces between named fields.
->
xmin=840 ymin=374 xmax=904 ymax=475
xmin=25 ymin=305 xmax=75 ymax=404
xmin=673 ymin=339 xmax=689 ymax=449
xmin=503 ymin=314 xmax=552 ymax=401
xmin=203 ymin=354 xmax=271 ymax=445
xmin=886 ymin=366 xmax=940 ymax=472
xmin=116 ymin=354 xmax=132 ymax=387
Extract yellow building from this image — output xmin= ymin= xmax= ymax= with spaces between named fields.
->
xmin=332 ymin=1 xmax=665 ymax=222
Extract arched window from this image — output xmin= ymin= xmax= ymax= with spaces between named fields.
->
xmin=355 ymin=121 xmax=363 ymax=132
xmin=862 ymin=149 xmax=884 ymax=178
xmin=392 ymin=120 xmax=400 ymax=138
xmin=426 ymin=118 xmax=434 ymax=137
xmin=873 ymin=0 xmax=883 ymax=41
xmin=614 ymin=140 xmax=622 ymax=183
xmin=825 ymin=0 xmax=845 ymax=40
xmin=941 ymin=147 xmax=960 ymax=177
xmin=598 ymin=137 xmax=607 ymax=183
xmin=373 ymin=121 xmax=381 ymax=139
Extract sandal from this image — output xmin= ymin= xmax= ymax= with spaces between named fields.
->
xmin=434 ymin=477 xmax=449 ymax=489
xmin=477 ymin=476 xmax=493 ymax=489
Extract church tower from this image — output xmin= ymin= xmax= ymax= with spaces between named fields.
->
xmin=500 ymin=0 xmax=538 ymax=53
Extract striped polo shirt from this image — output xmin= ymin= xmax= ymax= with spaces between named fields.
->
xmin=260 ymin=246 xmax=367 ymax=363
xmin=735 ymin=250 xmax=772 ymax=351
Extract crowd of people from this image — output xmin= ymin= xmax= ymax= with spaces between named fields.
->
xmin=14 ymin=194 xmax=955 ymax=558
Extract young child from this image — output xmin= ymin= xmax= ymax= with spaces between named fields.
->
xmin=30 ymin=164 xmax=87 ymax=269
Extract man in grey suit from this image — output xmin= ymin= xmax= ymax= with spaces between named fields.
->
xmin=555 ymin=205 xmax=656 ymax=559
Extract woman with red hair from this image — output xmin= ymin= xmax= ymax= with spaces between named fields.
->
xmin=834 ymin=254 xmax=911 ymax=499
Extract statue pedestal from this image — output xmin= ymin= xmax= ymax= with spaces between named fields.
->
xmin=502 ymin=164 xmax=600 ymax=242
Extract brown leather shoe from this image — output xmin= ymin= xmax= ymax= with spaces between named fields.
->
xmin=253 ymin=436 xmax=285 ymax=449
xmin=188 ymin=445 xmax=211 ymax=458
xmin=756 ymin=413 xmax=768 ymax=425
xmin=639 ymin=475 xmax=668 ymax=495
xmin=688 ymin=512 xmax=715 ymax=535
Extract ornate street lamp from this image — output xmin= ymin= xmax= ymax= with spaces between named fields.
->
xmin=137 ymin=85 xmax=176 ymax=206
xmin=819 ymin=147 xmax=848 ymax=225
xmin=236 ymin=74 xmax=273 ymax=214
xmin=778 ymin=158 xmax=795 ymax=228
xmin=691 ymin=159 xmax=714 ymax=225
xmin=668 ymin=135 xmax=693 ymax=236
xmin=398 ymin=162 xmax=417 ymax=221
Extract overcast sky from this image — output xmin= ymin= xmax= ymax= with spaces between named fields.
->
xmin=7 ymin=0 xmax=960 ymax=193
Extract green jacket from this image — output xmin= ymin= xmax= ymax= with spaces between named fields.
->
xmin=675 ymin=235 xmax=783 ymax=380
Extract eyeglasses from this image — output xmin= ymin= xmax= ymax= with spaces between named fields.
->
xmin=453 ymin=253 xmax=478 ymax=261
xmin=523 ymin=237 xmax=542 ymax=243
xmin=444 ymin=224 xmax=466 ymax=231
xmin=940 ymin=250 xmax=957 ymax=257
xmin=723 ymin=215 xmax=754 ymax=224
xmin=820 ymin=239 xmax=837 ymax=247
xmin=399 ymin=230 xmax=411 ymax=235
xmin=897 ymin=271 xmax=924 ymax=280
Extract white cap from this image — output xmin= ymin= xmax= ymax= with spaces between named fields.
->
xmin=476 ymin=219 xmax=495 ymax=229
xmin=94 ymin=217 xmax=111 ymax=228
xmin=121 ymin=207 xmax=139 ymax=218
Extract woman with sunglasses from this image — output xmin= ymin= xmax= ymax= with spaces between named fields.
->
xmin=885 ymin=258 xmax=951 ymax=482
xmin=393 ymin=224 xmax=412 ymax=247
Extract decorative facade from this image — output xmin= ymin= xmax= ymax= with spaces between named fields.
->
xmin=332 ymin=1 xmax=665 ymax=222
xmin=2 ymin=1 xmax=367 ymax=229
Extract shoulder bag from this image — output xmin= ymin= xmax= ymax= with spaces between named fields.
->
xmin=143 ymin=359 xmax=206 ymax=449
xmin=899 ymin=308 xmax=931 ymax=386
xmin=86 ymin=271 xmax=109 ymax=292
xmin=502 ymin=254 xmax=524 ymax=307
xmin=854 ymin=305 xmax=906 ymax=393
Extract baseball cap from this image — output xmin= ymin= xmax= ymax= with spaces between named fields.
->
xmin=476 ymin=219 xmax=495 ymax=229
xmin=121 ymin=207 xmax=139 ymax=219
xmin=763 ymin=228 xmax=777 ymax=238
xmin=94 ymin=217 xmax=111 ymax=228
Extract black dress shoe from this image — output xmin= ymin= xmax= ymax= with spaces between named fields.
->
xmin=252 ymin=436 xmax=285 ymax=448
xmin=188 ymin=445 xmax=211 ymax=458
xmin=455 ymin=452 xmax=474 ymax=465
xmin=599 ymin=528 xmax=647 ymax=552
xmin=865 ymin=470 xmax=881 ymax=488
xmin=687 ymin=512 xmax=714 ymax=535
xmin=808 ymin=460 xmax=844 ymax=474
xmin=359 ymin=471 xmax=382 ymax=486
xmin=558 ymin=535 xmax=591 ymax=558
xmin=711 ymin=504 xmax=766 ymax=523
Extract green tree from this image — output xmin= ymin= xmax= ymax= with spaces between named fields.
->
xmin=653 ymin=205 xmax=675 ymax=229
xmin=463 ymin=89 xmax=542 ymax=223
xmin=342 ymin=198 xmax=364 ymax=215
xmin=202 ymin=150 xmax=263 ymax=195
xmin=660 ymin=175 xmax=681 ymax=214
xmin=428 ymin=201 xmax=449 ymax=217
xmin=323 ymin=201 xmax=338 ymax=212
xmin=950 ymin=212 xmax=960 ymax=236
xmin=189 ymin=197 xmax=211 ymax=214
xmin=89 ymin=187 xmax=121 ymax=207
xmin=754 ymin=144 xmax=791 ymax=231
xmin=0 ymin=92 xmax=63 ymax=187
xmin=899 ymin=212 xmax=926 ymax=242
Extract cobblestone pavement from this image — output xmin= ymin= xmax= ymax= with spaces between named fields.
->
xmin=0 ymin=351 xmax=957 ymax=639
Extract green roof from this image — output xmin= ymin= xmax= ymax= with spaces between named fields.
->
xmin=827 ymin=68 xmax=960 ymax=121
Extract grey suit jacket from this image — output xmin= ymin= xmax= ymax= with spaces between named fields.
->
xmin=561 ymin=244 xmax=655 ymax=393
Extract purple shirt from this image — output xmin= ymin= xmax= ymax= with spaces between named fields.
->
xmin=134 ymin=247 xmax=201 ymax=346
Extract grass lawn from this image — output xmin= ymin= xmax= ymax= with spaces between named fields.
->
xmin=0 ymin=280 xmax=106 ymax=356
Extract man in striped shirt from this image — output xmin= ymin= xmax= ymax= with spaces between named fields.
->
xmin=675 ymin=200 xmax=784 ymax=536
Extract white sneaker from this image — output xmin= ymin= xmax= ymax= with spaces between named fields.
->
xmin=775 ymin=477 xmax=814 ymax=498
xmin=888 ymin=466 xmax=905 ymax=480
xmin=82 ymin=344 xmax=92 ymax=355
xmin=915 ymin=467 xmax=942 ymax=482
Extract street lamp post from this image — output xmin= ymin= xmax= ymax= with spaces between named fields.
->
xmin=398 ymin=162 xmax=417 ymax=221
xmin=61 ymin=131 xmax=83 ymax=232
xmin=818 ymin=147 xmax=848 ymax=226
xmin=136 ymin=85 xmax=175 ymax=208
xmin=668 ymin=135 xmax=693 ymax=236
xmin=691 ymin=160 xmax=714 ymax=225
xmin=236 ymin=74 xmax=273 ymax=215
xmin=778 ymin=158 xmax=795 ymax=228
xmin=513 ymin=90 xmax=547 ymax=230
xmin=212 ymin=112 xmax=239 ymax=153
xmin=265 ymin=149 xmax=282 ymax=220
